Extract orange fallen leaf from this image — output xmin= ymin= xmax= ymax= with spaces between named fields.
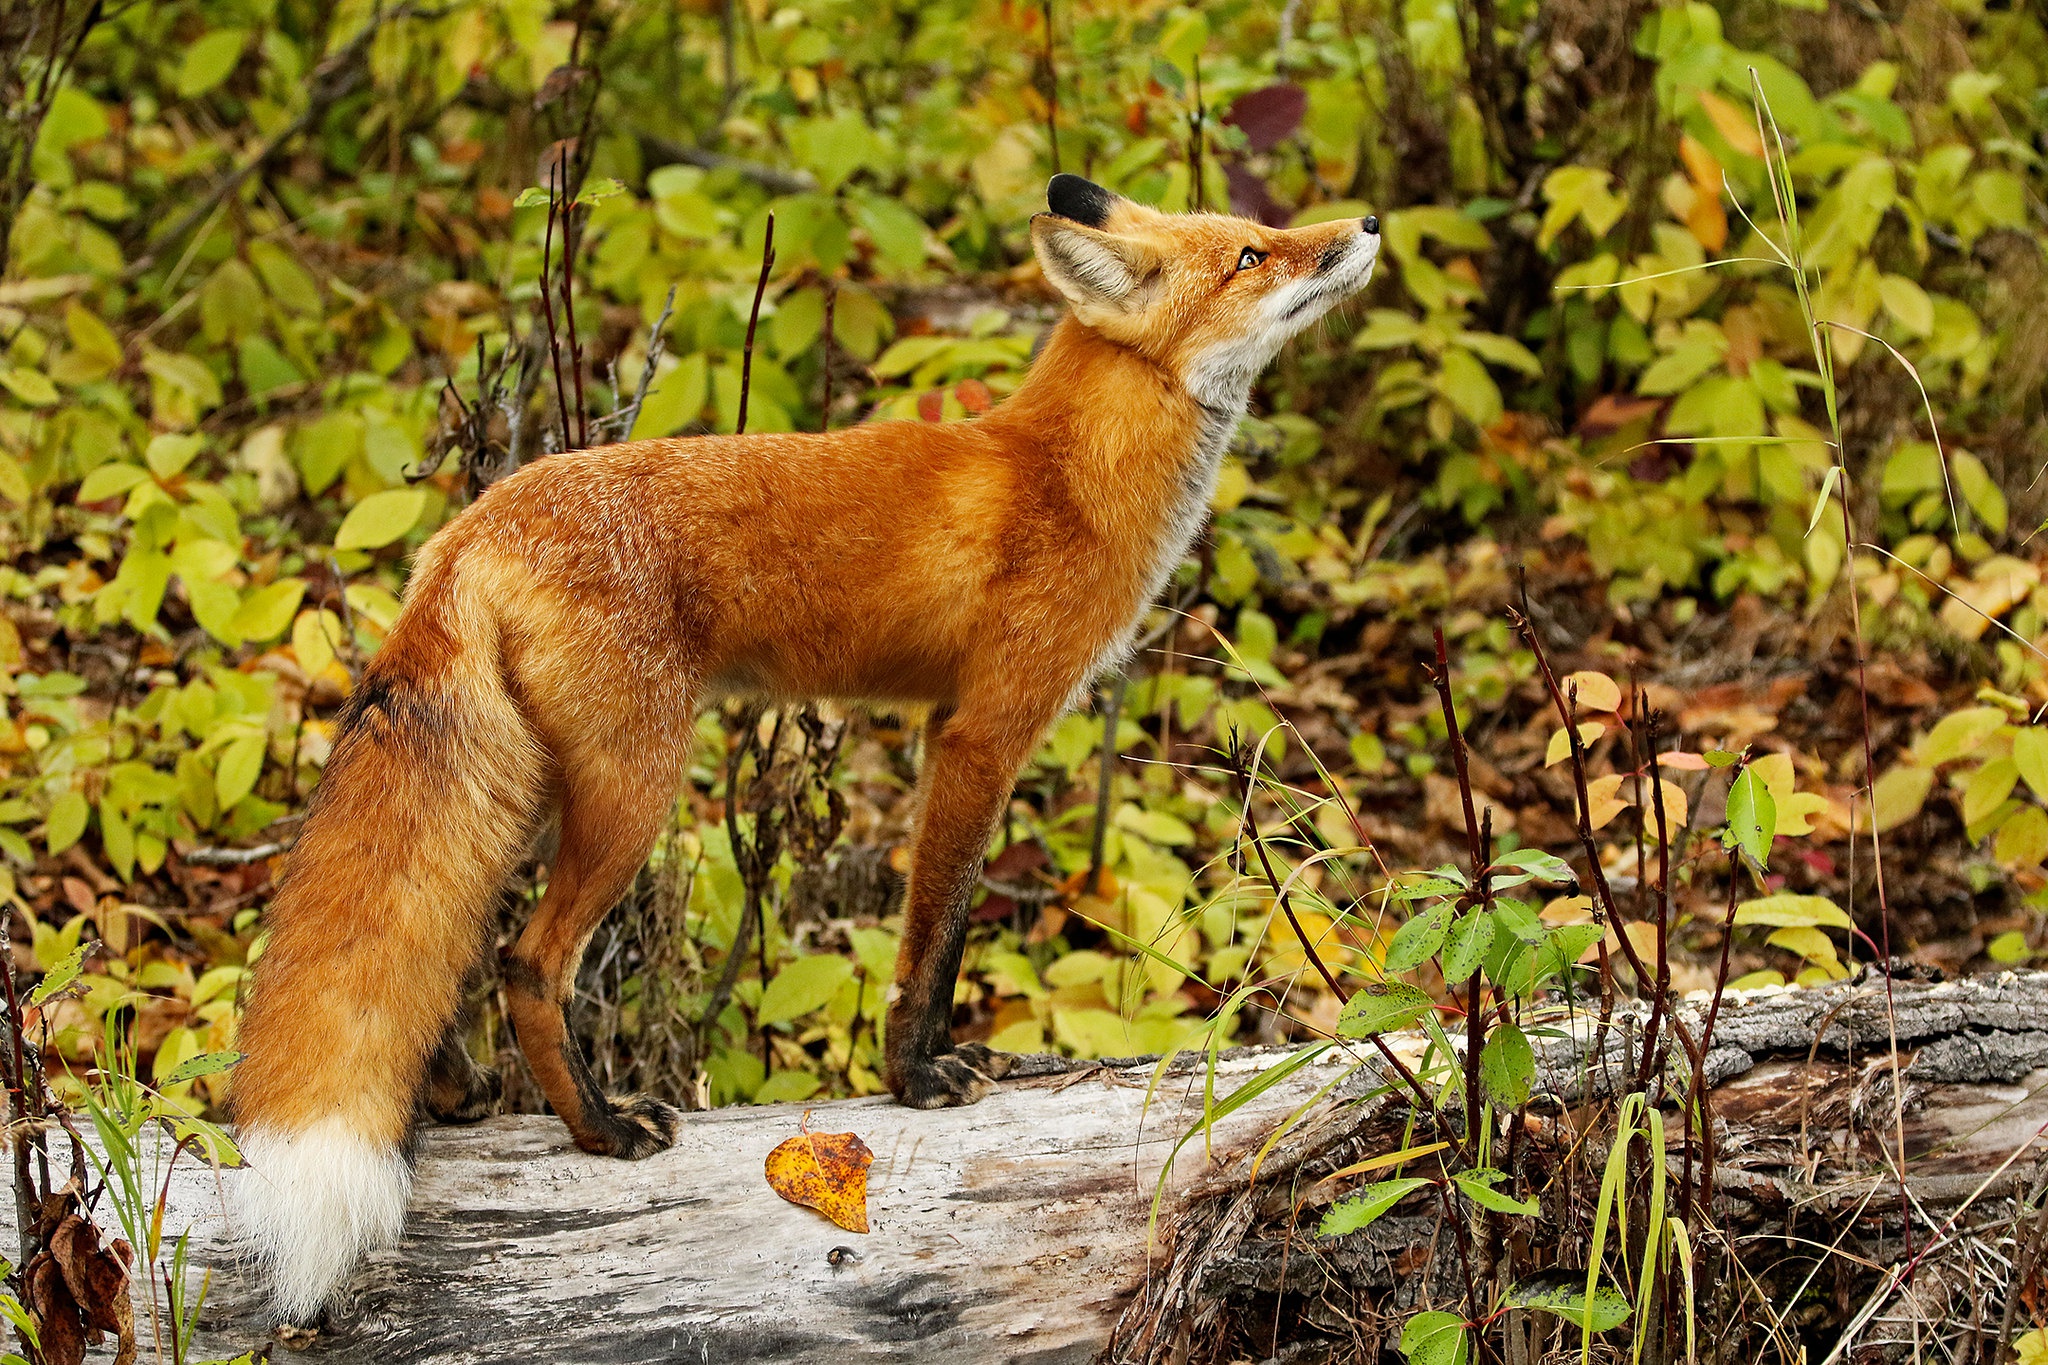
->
xmin=765 ymin=1116 xmax=874 ymax=1233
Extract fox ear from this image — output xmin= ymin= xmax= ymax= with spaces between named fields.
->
xmin=1030 ymin=216 xmax=1159 ymax=316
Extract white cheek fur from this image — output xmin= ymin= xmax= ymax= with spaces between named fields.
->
xmin=1180 ymin=238 xmax=1380 ymax=411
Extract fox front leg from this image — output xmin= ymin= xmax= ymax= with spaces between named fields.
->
xmin=885 ymin=703 xmax=1048 ymax=1108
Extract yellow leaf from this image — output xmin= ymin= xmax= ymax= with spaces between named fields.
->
xmin=292 ymin=609 xmax=339 ymax=680
xmin=1585 ymin=773 xmax=1629 ymax=830
xmin=1865 ymin=765 xmax=1933 ymax=833
xmin=1696 ymin=89 xmax=1765 ymax=158
xmin=1775 ymin=792 xmax=1832 ymax=837
xmin=1644 ymin=778 xmax=1689 ymax=831
xmin=1545 ymin=722 xmax=1606 ymax=767
xmin=1563 ymin=671 xmax=1622 ymax=714
xmin=2012 ymin=728 xmax=2048 ymax=800
xmin=1765 ymin=925 xmax=1839 ymax=966
xmin=1734 ymin=894 xmax=1851 ymax=930
xmin=334 ymin=487 xmax=428 ymax=551
xmin=1916 ymin=707 xmax=2007 ymax=766
xmin=2016 ymin=1326 xmax=2048 ymax=1365
xmin=1995 ymin=805 xmax=2048 ymax=868
xmin=1750 ymin=752 xmax=1796 ymax=803
xmin=764 ymin=1123 xmax=874 ymax=1233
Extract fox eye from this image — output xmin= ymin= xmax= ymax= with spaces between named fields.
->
xmin=1235 ymin=247 xmax=1267 ymax=272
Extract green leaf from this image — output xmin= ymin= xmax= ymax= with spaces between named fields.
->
xmin=1336 ymin=981 xmax=1432 ymax=1039
xmin=230 ymin=579 xmax=307 ymax=644
xmin=1877 ymin=274 xmax=1933 ymax=337
xmin=1489 ymin=847 xmax=1575 ymax=888
xmin=1505 ymin=1273 xmax=1632 ymax=1333
xmin=99 ymin=799 xmax=134 ymax=882
xmin=2013 ymin=729 xmax=2048 ymax=802
xmin=145 ymin=433 xmax=205 ymax=480
xmin=213 ymin=733 xmax=267 ymax=811
xmin=1318 ymin=1177 xmax=1429 ymax=1237
xmin=1440 ymin=911 xmax=1494 ymax=985
xmin=1384 ymin=904 xmax=1452 ymax=974
xmin=1436 ymin=349 xmax=1503 ymax=428
xmin=1455 ymin=331 xmax=1542 ymax=376
xmin=1917 ymin=707 xmax=2008 ymax=766
xmin=44 ymin=790 xmax=89 ymax=856
xmin=1986 ymin=930 xmax=2031 ymax=965
xmin=1537 ymin=924 xmax=1603 ymax=981
xmin=176 ymin=28 xmax=248 ymax=99
xmin=238 ymin=336 xmax=305 ymax=397
xmin=1352 ymin=309 xmax=1423 ymax=350
xmin=1399 ymin=1309 xmax=1468 ymax=1365
xmin=756 ymin=954 xmax=855 ymax=1026
xmin=1963 ymin=757 xmax=2019 ymax=829
xmin=77 ymin=463 xmax=151 ymax=503
xmin=334 ymin=488 xmax=429 ymax=551
xmin=1479 ymin=1021 xmax=1535 ymax=1109
xmin=1869 ymin=764 xmax=1933 ymax=832
xmin=160 ymin=1050 xmax=244 ymax=1085
xmin=26 ymin=944 xmax=88 ymax=1009
xmin=1733 ymin=894 xmax=1851 ymax=930
xmin=1953 ymin=451 xmax=2007 ymax=536
xmin=0 ymin=367 xmax=59 ymax=406
xmin=1452 ymin=1169 xmax=1539 ymax=1216
xmin=1724 ymin=767 xmax=1775 ymax=869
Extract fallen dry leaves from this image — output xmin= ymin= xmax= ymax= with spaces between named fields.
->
xmin=765 ymin=1113 xmax=875 ymax=1233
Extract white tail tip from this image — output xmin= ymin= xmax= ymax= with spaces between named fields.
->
xmin=235 ymin=1119 xmax=412 ymax=1322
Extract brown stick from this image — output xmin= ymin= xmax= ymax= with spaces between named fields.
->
xmin=537 ymin=164 xmax=573 ymax=453
xmin=736 ymin=213 xmax=776 ymax=435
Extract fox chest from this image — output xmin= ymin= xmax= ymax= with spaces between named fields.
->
xmin=1067 ymin=401 xmax=1238 ymax=692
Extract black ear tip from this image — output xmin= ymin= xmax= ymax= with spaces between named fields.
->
xmin=1046 ymin=174 xmax=1115 ymax=229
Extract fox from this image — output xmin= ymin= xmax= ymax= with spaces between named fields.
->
xmin=228 ymin=173 xmax=1380 ymax=1321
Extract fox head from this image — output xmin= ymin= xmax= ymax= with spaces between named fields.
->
xmin=1030 ymin=173 xmax=1380 ymax=409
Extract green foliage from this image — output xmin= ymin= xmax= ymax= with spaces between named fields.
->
xmin=0 ymin=5 xmax=2043 ymax=1354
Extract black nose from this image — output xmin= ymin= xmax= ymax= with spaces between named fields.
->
xmin=1362 ymin=215 xmax=1380 ymax=235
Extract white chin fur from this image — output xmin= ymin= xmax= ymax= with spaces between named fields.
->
xmin=235 ymin=1119 xmax=411 ymax=1322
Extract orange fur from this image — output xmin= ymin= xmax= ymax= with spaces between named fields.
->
xmin=230 ymin=176 xmax=1379 ymax=1317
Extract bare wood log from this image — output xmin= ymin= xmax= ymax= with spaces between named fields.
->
xmin=9 ymin=973 xmax=2048 ymax=1364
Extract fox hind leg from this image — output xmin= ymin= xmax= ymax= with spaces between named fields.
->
xmin=505 ymin=727 xmax=688 ymax=1158
xmin=423 ymin=1024 xmax=501 ymax=1124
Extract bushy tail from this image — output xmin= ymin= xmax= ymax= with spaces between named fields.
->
xmin=230 ymin=566 xmax=545 ymax=1322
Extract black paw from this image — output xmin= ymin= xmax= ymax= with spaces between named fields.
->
xmin=585 ymin=1093 xmax=683 ymax=1159
xmin=891 ymin=1046 xmax=1010 ymax=1110
xmin=427 ymin=1063 xmax=502 ymax=1125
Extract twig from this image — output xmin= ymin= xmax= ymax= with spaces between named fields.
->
xmin=562 ymin=197 xmax=588 ymax=451
xmin=632 ymin=134 xmax=819 ymax=196
xmin=537 ymin=163 xmax=573 ymax=453
xmin=180 ymin=840 xmax=292 ymax=867
xmin=736 ymin=213 xmax=776 ymax=435
xmin=595 ymin=284 xmax=677 ymax=444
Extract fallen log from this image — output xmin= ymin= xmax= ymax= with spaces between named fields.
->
xmin=9 ymin=971 xmax=2047 ymax=1364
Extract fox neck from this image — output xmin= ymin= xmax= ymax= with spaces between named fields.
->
xmin=993 ymin=316 xmax=1245 ymax=617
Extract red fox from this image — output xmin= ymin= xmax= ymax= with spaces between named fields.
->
xmin=230 ymin=174 xmax=1380 ymax=1320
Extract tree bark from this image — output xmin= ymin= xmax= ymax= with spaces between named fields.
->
xmin=9 ymin=972 xmax=2047 ymax=1364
